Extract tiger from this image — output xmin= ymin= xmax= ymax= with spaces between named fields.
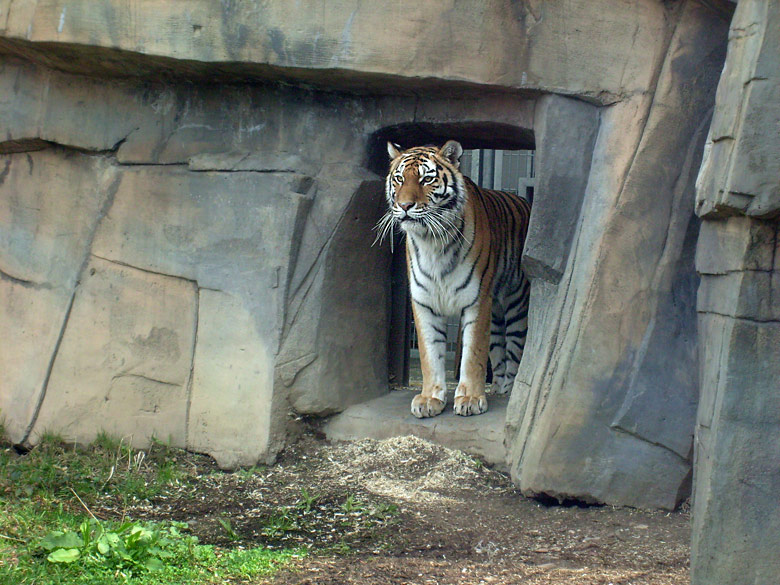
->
xmin=376 ymin=140 xmax=531 ymax=418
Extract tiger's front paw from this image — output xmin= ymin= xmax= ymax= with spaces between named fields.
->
xmin=453 ymin=395 xmax=488 ymax=416
xmin=411 ymin=395 xmax=446 ymax=418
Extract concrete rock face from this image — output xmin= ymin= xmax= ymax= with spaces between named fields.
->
xmin=691 ymin=1 xmax=780 ymax=583
xmin=0 ymin=0 xmax=673 ymax=103
xmin=507 ymin=1 xmax=728 ymax=510
xmin=0 ymin=47 xmax=539 ymax=468
xmin=0 ymin=0 xmax=752 ymax=528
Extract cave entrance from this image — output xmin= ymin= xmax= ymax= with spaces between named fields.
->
xmin=404 ymin=147 xmax=536 ymax=388
xmin=322 ymin=123 xmax=536 ymax=468
xmin=363 ymin=123 xmax=536 ymax=392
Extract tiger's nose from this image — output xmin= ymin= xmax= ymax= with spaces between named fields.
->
xmin=399 ymin=202 xmax=415 ymax=211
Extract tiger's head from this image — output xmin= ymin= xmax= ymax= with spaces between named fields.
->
xmin=375 ymin=140 xmax=467 ymax=246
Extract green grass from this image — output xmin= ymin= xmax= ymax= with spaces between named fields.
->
xmin=0 ymin=429 xmax=303 ymax=584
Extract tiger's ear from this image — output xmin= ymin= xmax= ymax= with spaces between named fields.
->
xmin=438 ymin=140 xmax=463 ymax=168
xmin=387 ymin=142 xmax=403 ymax=159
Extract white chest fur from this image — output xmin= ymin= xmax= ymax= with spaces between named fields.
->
xmin=406 ymin=233 xmax=480 ymax=318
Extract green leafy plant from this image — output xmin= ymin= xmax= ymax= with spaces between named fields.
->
xmin=369 ymin=502 xmax=399 ymax=520
xmin=40 ymin=519 xmax=195 ymax=574
xmin=261 ymin=509 xmax=299 ymax=538
xmin=1 ymin=433 xmax=305 ymax=584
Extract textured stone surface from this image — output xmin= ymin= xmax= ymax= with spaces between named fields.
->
xmin=90 ymin=165 xmax=315 ymax=461
xmin=506 ymin=0 xmax=727 ymax=509
xmin=285 ymin=181 xmax=392 ymax=414
xmin=0 ymin=0 xmax=675 ymax=103
xmin=324 ymin=390 xmax=509 ymax=469
xmin=188 ymin=290 xmax=275 ymax=469
xmin=0 ymin=48 xmax=549 ymax=465
xmin=696 ymin=0 xmax=780 ymax=218
xmin=692 ymin=220 xmax=780 ymax=584
xmin=691 ymin=2 xmax=780 ymax=580
xmin=523 ymin=95 xmax=599 ymax=283
xmin=0 ymin=149 xmax=116 ymax=443
xmin=0 ymin=0 xmax=745 ymax=519
xmin=0 ymin=60 xmax=138 ymax=153
xmin=30 ymin=256 xmax=195 ymax=447
xmin=0 ymin=280 xmax=68 ymax=441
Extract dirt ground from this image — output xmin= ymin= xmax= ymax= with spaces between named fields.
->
xmin=100 ymin=430 xmax=690 ymax=585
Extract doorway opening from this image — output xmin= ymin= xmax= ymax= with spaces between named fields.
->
xmin=406 ymin=147 xmax=536 ymax=390
xmin=324 ymin=123 xmax=536 ymax=467
xmin=366 ymin=122 xmax=536 ymax=392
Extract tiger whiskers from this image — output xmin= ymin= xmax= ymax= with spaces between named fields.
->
xmin=427 ymin=208 xmax=470 ymax=248
xmin=372 ymin=206 xmax=467 ymax=253
xmin=422 ymin=214 xmax=449 ymax=248
xmin=372 ymin=210 xmax=397 ymax=251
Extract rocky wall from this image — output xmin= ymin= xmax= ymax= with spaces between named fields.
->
xmin=0 ymin=0 xmax=738 ymax=516
xmin=506 ymin=0 xmax=729 ymax=510
xmin=0 ymin=0 xmax=679 ymax=103
xmin=691 ymin=0 xmax=780 ymax=582
xmin=0 ymin=54 xmax=540 ymax=467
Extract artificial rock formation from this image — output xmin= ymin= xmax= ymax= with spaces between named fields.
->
xmin=507 ymin=1 xmax=729 ymax=509
xmin=690 ymin=1 xmax=780 ymax=583
xmin=0 ymin=0 xmax=740 ymax=521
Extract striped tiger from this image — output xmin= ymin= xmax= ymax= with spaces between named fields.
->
xmin=376 ymin=140 xmax=531 ymax=418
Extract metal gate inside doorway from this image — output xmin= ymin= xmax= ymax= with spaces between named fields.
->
xmin=403 ymin=148 xmax=535 ymax=385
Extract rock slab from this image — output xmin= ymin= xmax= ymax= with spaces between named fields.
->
xmin=324 ymin=390 xmax=509 ymax=470
xmin=691 ymin=2 xmax=780 ymax=580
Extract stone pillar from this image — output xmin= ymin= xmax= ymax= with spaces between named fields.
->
xmin=691 ymin=1 xmax=780 ymax=582
xmin=507 ymin=0 xmax=729 ymax=509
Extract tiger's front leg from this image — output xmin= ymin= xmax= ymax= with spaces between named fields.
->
xmin=410 ymin=302 xmax=448 ymax=418
xmin=454 ymin=298 xmax=492 ymax=416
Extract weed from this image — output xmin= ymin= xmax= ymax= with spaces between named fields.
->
xmin=0 ymin=433 xmax=303 ymax=584
xmin=261 ymin=508 xmax=301 ymax=538
xmin=329 ymin=541 xmax=353 ymax=555
xmin=217 ymin=517 xmax=240 ymax=542
xmin=218 ymin=546 xmax=303 ymax=579
xmin=234 ymin=465 xmax=265 ymax=480
xmin=296 ymin=487 xmax=319 ymax=513
xmin=341 ymin=494 xmax=365 ymax=513
xmin=370 ymin=502 xmax=399 ymax=520
xmin=40 ymin=519 xmax=194 ymax=573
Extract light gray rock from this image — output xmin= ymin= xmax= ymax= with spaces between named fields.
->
xmin=30 ymin=256 xmax=195 ymax=447
xmin=691 ymin=2 xmax=780 ymax=581
xmin=693 ymin=291 xmax=780 ymax=584
xmin=0 ymin=0 xmax=751 ymax=525
xmin=88 ymin=165 xmax=316 ymax=461
xmin=522 ymin=95 xmax=599 ymax=284
xmin=0 ymin=60 xmax=139 ymax=153
xmin=696 ymin=215 xmax=779 ymax=274
xmin=188 ymin=290 xmax=276 ymax=469
xmin=324 ymin=390 xmax=509 ymax=469
xmin=285 ymin=181 xmax=391 ymax=414
xmin=0 ymin=0 xmax=674 ymax=103
xmin=0 ymin=280 xmax=69 ymax=442
xmin=0 ymin=149 xmax=116 ymax=443
xmin=696 ymin=0 xmax=780 ymax=218
xmin=692 ymin=216 xmax=780 ymax=584
xmin=507 ymin=0 xmax=728 ymax=509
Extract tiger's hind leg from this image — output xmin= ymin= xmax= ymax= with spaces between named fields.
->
xmin=497 ymin=276 xmax=530 ymax=395
xmin=489 ymin=301 xmax=507 ymax=394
